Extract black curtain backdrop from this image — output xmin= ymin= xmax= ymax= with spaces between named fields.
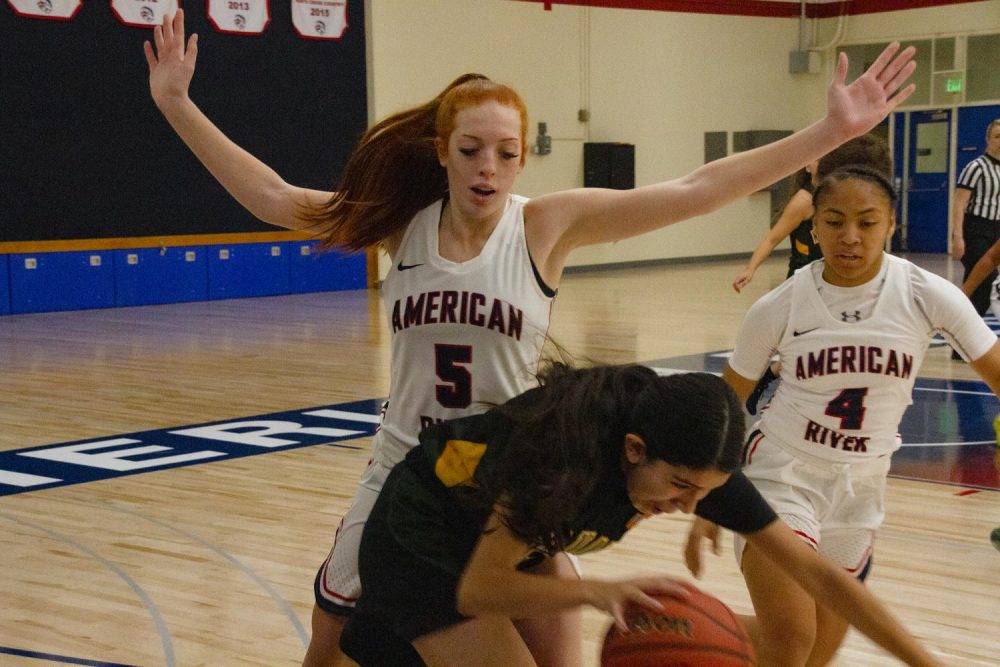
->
xmin=0 ymin=1 xmax=367 ymax=241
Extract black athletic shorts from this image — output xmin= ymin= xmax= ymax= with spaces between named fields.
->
xmin=350 ymin=457 xmax=482 ymax=642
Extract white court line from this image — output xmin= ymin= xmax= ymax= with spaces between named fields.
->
xmin=303 ymin=408 xmax=381 ymax=423
xmin=913 ymin=386 xmax=998 ymax=398
xmin=901 ymin=440 xmax=994 ymax=448
xmin=116 ymin=506 xmax=311 ymax=648
xmin=0 ymin=470 xmax=60 ymax=487
xmin=1 ymin=512 xmax=175 ymax=666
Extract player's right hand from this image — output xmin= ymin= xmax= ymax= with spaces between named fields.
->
xmin=143 ymin=9 xmax=199 ymax=110
xmin=585 ymin=577 xmax=690 ymax=632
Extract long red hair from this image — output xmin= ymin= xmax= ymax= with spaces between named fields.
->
xmin=306 ymin=74 xmax=528 ymax=251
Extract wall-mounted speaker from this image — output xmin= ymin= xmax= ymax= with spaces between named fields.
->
xmin=584 ymin=142 xmax=635 ymax=189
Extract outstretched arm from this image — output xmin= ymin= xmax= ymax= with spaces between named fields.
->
xmin=747 ymin=521 xmax=941 ymax=666
xmin=528 ymin=43 xmax=916 ymax=283
xmin=457 ymin=510 xmax=688 ymax=631
xmin=144 ymin=10 xmax=329 ymax=230
xmin=733 ymin=188 xmax=815 ymax=293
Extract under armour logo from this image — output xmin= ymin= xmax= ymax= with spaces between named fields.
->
xmin=840 ymin=310 xmax=862 ymax=322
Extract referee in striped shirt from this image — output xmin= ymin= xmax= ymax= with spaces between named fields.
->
xmin=953 ymin=118 xmax=1000 ymax=315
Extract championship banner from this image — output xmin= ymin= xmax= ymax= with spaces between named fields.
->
xmin=207 ymin=0 xmax=270 ymax=34
xmin=110 ymin=0 xmax=180 ymax=27
xmin=290 ymin=0 xmax=346 ymax=40
xmin=6 ymin=0 xmax=82 ymax=20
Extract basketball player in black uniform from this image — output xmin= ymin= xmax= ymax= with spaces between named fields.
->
xmin=341 ymin=363 xmax=939 ymax=667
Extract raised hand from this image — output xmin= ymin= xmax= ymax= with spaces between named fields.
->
xmin=585 ymin=576 xmax=690 ymax=632
xmin=143 ymin=9 xmax=199 ymax=111
xmin=827 ymin=42 xmax=916 ymax=141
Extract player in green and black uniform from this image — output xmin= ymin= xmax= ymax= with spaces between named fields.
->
xmin=341 ymin=363 xmax=940 ymax=667
xmin=786 ymin=178 xmax=822 ymax=275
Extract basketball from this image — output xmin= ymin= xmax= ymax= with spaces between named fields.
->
xmin=600 ymin=584 xmax=755 ymax=667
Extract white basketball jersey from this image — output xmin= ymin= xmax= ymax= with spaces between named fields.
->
xmin=761 ymin=255 xmax=929 ymax=462
xmin=374 ymin=195 xmax=554 ymax=467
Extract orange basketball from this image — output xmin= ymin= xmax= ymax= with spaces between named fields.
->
xmin=600 ymin=584 xmax=756 ymax=666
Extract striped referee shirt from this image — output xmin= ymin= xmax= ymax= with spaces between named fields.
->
xmin=957 ymin=153 xmax=1000 ymax=221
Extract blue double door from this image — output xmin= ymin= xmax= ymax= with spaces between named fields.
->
xmin=893 ymin=104 xmax=1000 ymax=253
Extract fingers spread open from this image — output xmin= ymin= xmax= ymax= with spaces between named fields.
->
xmin=833 ymin=51 xmax=848 ymax=86
xmin=885 ymin=60 xmax=918 ymax=98
xmin=867 ymin=41 xmax=901 ymax=80
xmin=173 ymin=9 xmax=185 ymax=47
xmin=875 ymin=45 xmax=916 ymax=89
xmin=188 ymin=33 xmax=199 ymax=66
xmin=143 ymin=41 xmax=156 ymax=69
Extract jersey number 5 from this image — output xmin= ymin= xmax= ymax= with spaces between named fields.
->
xmin=435 ymin=344 xmax=472 ymax=409
xmin=824 ymin=387 xmax=868 ymax=430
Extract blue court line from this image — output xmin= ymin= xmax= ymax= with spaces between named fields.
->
xmin=0 ymin=646 xmax=137 ymax=666
xmin=0 ymin=646 xmax=136 ymax=667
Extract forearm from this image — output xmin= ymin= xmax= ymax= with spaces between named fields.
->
xmin=962 ymin=254 xmax=996 ymax=296
xmin=683 ymin=117 xmax=848 ymax=220
xmin=456 ymin=566 xmax=592 ymax=618
xmin=951 ymin=191 xmax=972 ymax=246
xmin=722 ymin=364 xmax=757 ymax=404
xmin=552 ymin=118 xmax=847 ymax=248
xmin=801 ymin=564 xmax=937 ymax=665
xmin=156 ymin=96 xmax=322 ymax=229
xmin=744 ymin=240 xmax=779 ymax=274
xmin=951 ymin=205 xmax=965 ymax=242
xmin=752 ymin=523 xmax=939 ymax=666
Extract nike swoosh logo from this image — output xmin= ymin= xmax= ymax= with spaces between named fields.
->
xmin=397 ymin=261 xmax=424 ymax=271
xmin=793 ymin=327 xmax=819 ymax=337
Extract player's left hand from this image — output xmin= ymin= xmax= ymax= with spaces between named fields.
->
xmin=827 ymin=42 xmax=916 ymax=141
xmin=683 ymin=516 xmax=722 ymax=578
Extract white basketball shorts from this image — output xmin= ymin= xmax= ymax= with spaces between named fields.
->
xmin=314 ymin=458 xmax=392 ymax=613
xmin=734 ymin=431 xmax=891 ymax=577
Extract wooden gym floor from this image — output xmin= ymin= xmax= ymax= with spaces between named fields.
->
xmin=1 ymin=253 xmax=997 ymax=666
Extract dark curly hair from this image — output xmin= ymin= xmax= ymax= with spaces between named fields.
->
xmin=817 ymin=134 xmax=892 ymax=181
xmin=465 ymin=362 xmax=745 ymax=553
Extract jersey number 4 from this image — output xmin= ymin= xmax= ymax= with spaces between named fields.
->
xmin=824 ymin=387 xmax=868 ymax=430
xmin=435 ymin=344 xmax=472 ymax=409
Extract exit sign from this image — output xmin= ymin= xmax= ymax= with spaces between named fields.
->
xmin=946 ymin=77 xmax=963 ymax=93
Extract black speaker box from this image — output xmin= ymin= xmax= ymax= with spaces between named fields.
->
xmin=584 ymin=142 xmax=635 ymax=189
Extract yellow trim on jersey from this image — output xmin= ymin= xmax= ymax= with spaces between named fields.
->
xmin=795 ymin=238 xmax=810 ymax=255
xmin=435 ymin=439 xmax=488 ymax=487
xmin=564 ymin=530 xmax=612 ymax=555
